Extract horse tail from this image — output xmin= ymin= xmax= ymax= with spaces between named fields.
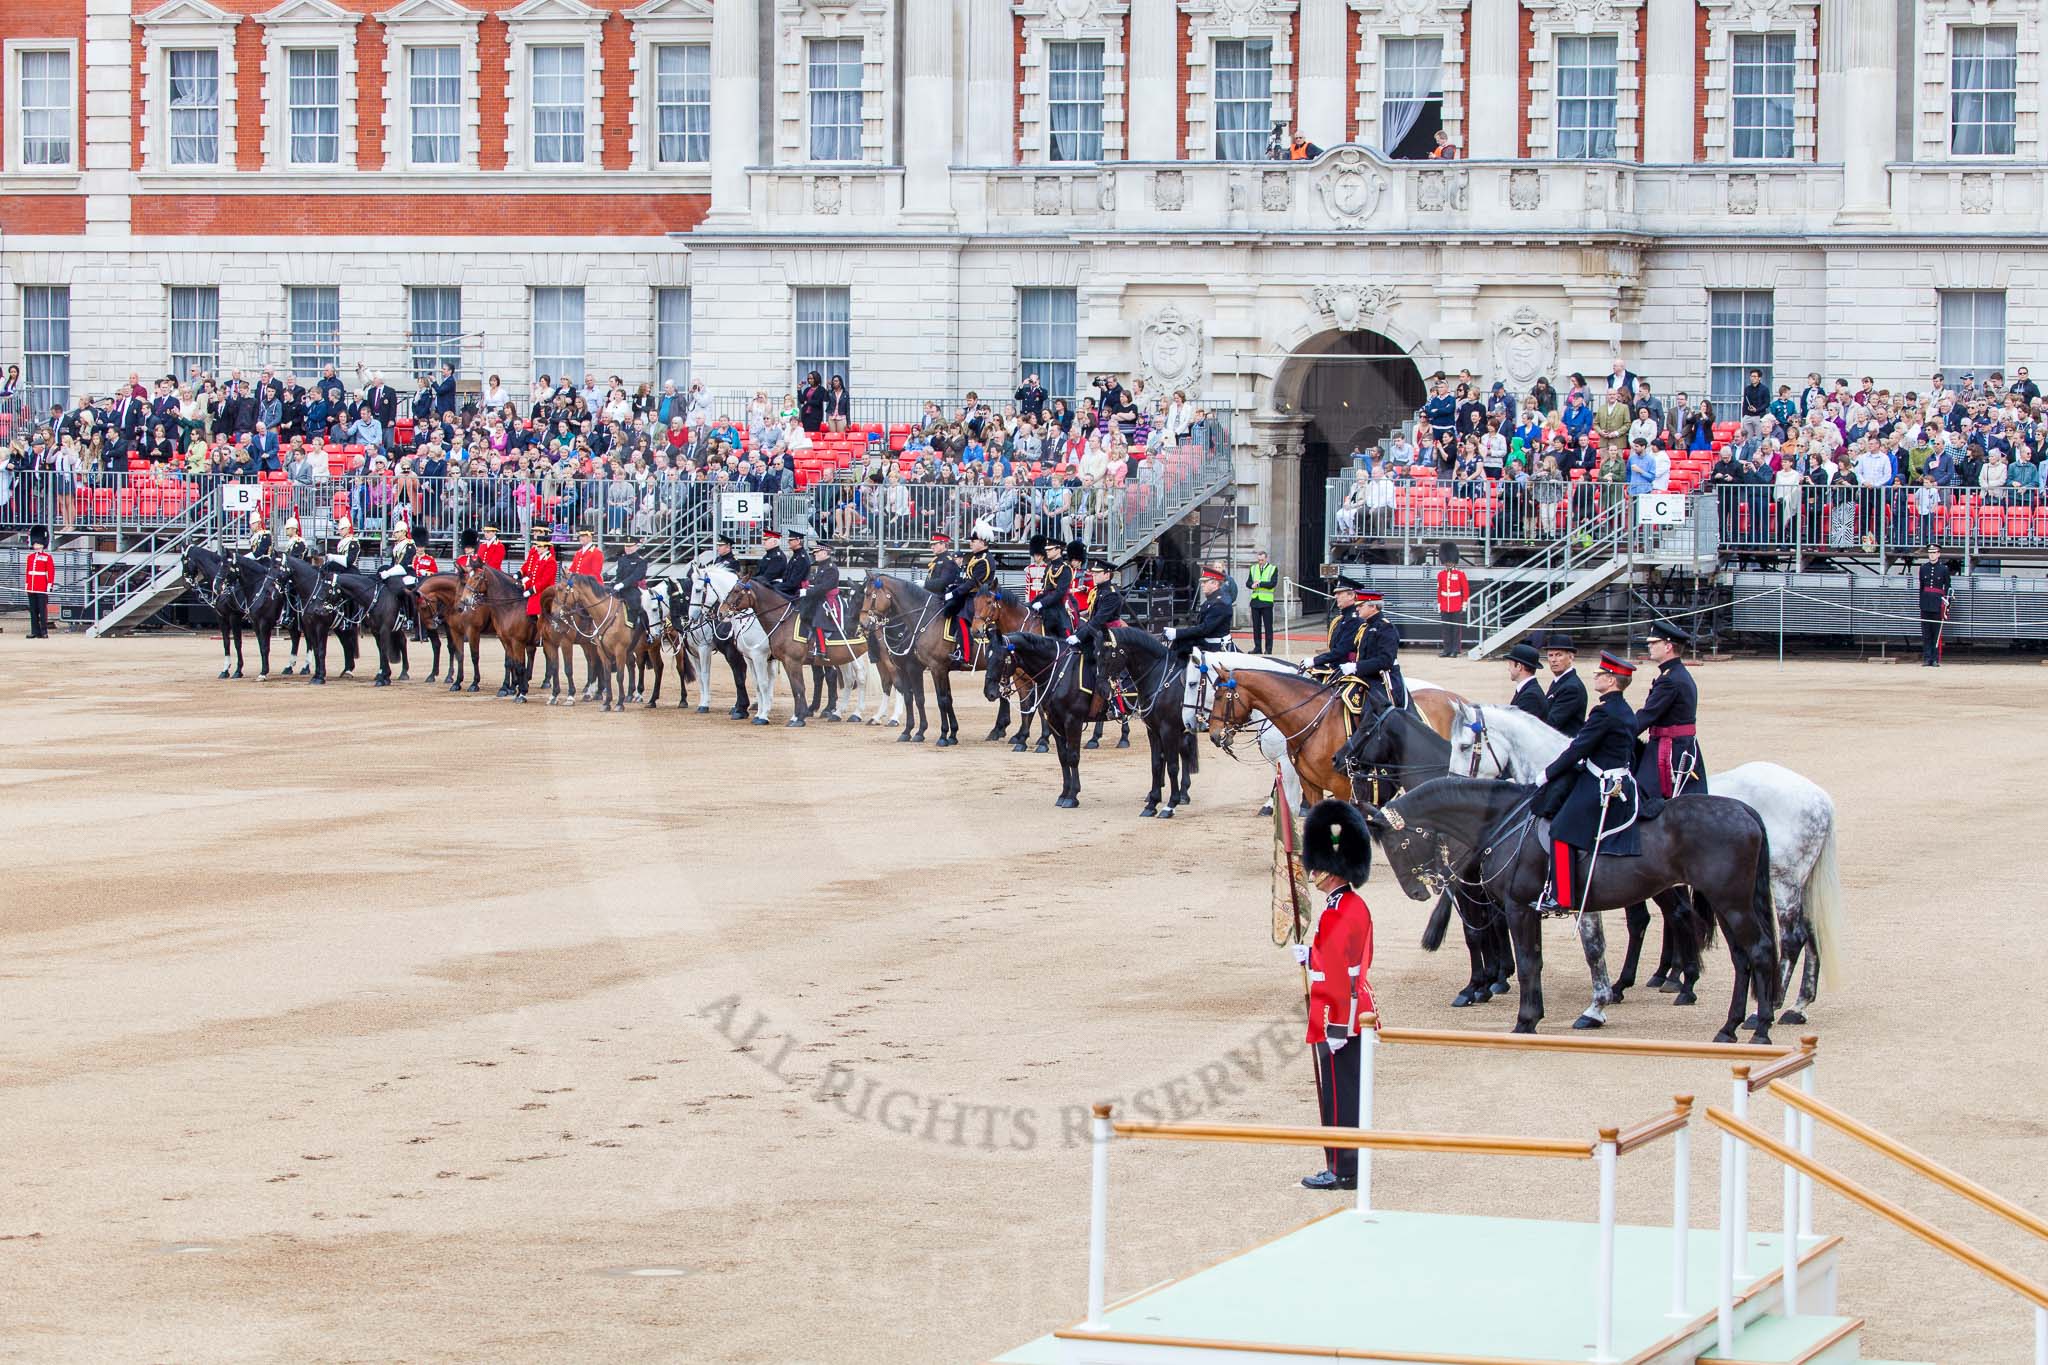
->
xmin=1688 ymin=885 xmax=1717 ymax=953
xmin=1750 ymin=819 xmax=1776 ymax=962
xmin=1420 ymin=890 xmax=1455 ymax=953
xmin=1804 ymin=809 xmax=1845 ymax=996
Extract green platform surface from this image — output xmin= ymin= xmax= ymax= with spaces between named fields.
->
xmin=1700 ymin=1313 xmax=1856 ymax=1362
xmin=997 ymin=1209 xmax=1800 ymax=1364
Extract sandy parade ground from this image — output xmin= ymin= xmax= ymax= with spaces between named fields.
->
xmin=2 ymin=627 xmax=2045 ymax=1363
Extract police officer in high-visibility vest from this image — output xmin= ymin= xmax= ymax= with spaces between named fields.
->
xmin=1245 ymin=549 xmax=1278 ymax=653
xmin=1435 ymin=541 xmax=1470 ymax=657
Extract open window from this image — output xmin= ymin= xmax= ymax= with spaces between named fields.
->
xmin=1381 ymin=37 xmax=1443 ymax=160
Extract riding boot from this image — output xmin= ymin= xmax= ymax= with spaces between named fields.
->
xmin=1536 ymin=840 xmax=1574 ymax=915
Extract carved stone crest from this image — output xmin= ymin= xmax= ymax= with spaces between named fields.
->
xmin=1491 ymin=306 xmax=1561 ymax=390
xmin=1136 ymin=304 xmax=1205 ymax=392
xmin=1961 ymin=173 xmax=1992 ymax=214
xmin=811 ymin=177 xmax=841 ymax=214
xmin=1153 ymin=168 xmax=1186 ymax=211
xmin=1552 ymin=0 xmax=1616 ymax=29
xmin=1312 ymin=148 xmax=1388 ymax=226
xmin=1227 ymin=171 xmax=1249 ymax=212
xmin=1727 ymin=173 xmax=1758 ymax=215
xmin=1416 ymin=168 xmax=1468 ymax=212
xmin=1033 ymin=176 xmax=1063 ymax=215
xmin=1508 ymin=167 xmax=1541 ymax=210
xmin=1309 ymin=282 xmax=1400 ymax=332
xmin=1261 ymin=169 xmax=1291 ymax=212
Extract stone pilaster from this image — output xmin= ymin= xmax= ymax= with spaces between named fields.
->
xmin=706 ymin=0 xmax=761 ymax=223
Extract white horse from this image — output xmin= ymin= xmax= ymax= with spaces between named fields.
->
xmin=687 ymin=560 xmax=893 ymax=726
xmin=1448 ymin=701 xmax=1844 ymax=1025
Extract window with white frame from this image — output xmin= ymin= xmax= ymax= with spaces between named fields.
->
xmin=170 ymin=286 xmax=220 ymax=383
xmin=1950 ymin=26 xmax=2017 ymax=157
xmin=1939 ymin=291 xmax=2006 ymax=370
xmin=1729 ymin=32 xmax=1794 ymax=160
xmin=1046 ymin=40 xmax=1105 ymax=162
xmin=1381 ymin=36 xmax=1445 ymax=160
xmin=1212 ymin=39 xmax=1273 ymax=162
xmin=410 ymin=288 xmax=462 ymax=380
xmin=1019 ymin=289 xmax=1078 ymax=403
xmin=806 ymin=38 xmax=862 ymax=161
xmin=288 ymin=286 xmax=341 ymax=373
xmin=654 ymin=43 xmax=709 ymax=163
xmin=167 ymin=48 xmax=220 ymax=166
xmin=1553 ymin=35 xmax=1618 ymax=160
xmin=793 ymin=287 xmax=850 ymax=388
xmin=24 ymin=287 xmax=70 ymax=416
xmin=533 ymin=287 xmax=585 ymax=381
xmin=656 ymin=288 xmax=691 ymax=389
xmin=286 ymin=47 xmax=340 ymax=165
xmin=530 ymin=44 xmax=586 ymax=164
xmin=1708 ymin=291 xmax=1773 ymax=408
xmin=407 ymin=45 xmax=461 ymax=165
xmin=17 ymin=48 xmax=74 ymax=168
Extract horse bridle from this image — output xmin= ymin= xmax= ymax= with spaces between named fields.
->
xmin=1461 ymin=710 xmax=1509 ymax=780
xmin=1212 ymin=674 xmax=1343 ymax=766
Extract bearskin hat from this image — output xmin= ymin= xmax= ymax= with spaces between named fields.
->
xmin=1301 ymin=800 xmax=1372 ymax=886
xmin=1066 ymin=539 xmax=1088 ymax=563
xmin=460 ymin=528 xmax=479 ymax=550
xmin=1028 ymin=534 xmax=1050 ymax=557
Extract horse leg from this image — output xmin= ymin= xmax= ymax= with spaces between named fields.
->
xmin=1009 ymin=698 xmax=1030 ymax=752
xmin=1140 ymin=730 xmax=1163 ymax=817
xmin=397 ymin=634 xmax=410 ymax=681
xmin=1709 ymin=897 xmax=1751 ymax=1045
xmin=1666 ymin=889 xmax=1703 ymax=1006
xmin=988 ymin=695 xmax=1010 ymax=743
xmin=1086 ymin=715 xmax=1102 ymax=750
xmin=727 ymin=649 xmax=751 ymax=718
xmin=255 ymin=624 xmax=273 ymax=678
xmin=231 ymin=624 xmax=245 ymax=677
xmin=783 ymin=658 xmax=808 ymax=727
xmin=1617 ymin=902 xmax=1651 ymax=992
xmin=1054 ymin=718 xmax=1082 ymax=808
xmin=1450 ymin=901 xmax=1493 ymax=1007
xmin=217 ymin=621 xmax=232 ymax=678
xmin=646 ymin=650 xmax=663 ymax=708
xmin=1572 ymin=911 xmax=1617 ymax=1029
xmin=1508 ymin=906 xmax=1545 ymax=1034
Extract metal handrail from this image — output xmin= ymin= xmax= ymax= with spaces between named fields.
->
xmin=1357 ymin=1015 xmax=1801 ymax=1061
xmin=1107 ymin=1116 xmax=1594 ymax=1159
xmin=1467 ymin=494 xmax=1630 ymax=640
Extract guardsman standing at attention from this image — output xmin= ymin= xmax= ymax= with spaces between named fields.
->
xmin=1542 ymin=635 xmax=1588 ymax=736
xmin=569 ymin=527 xmax=605 ymax=579
xmin=1507 ymin=641 xmax=1546 ymax=719
xmin=1295 ymin=799 xmax=1376 ymax=1192
xmin=1634 ymin=620 xmax=1706 ymax=797
xmin=754 ymin=528 xmax=787 ymax=584
xmin=1533 ymin=652 xmax=1644 ymax=916
xmin=520 ymin=532 xmax=556 ymax=621
xmin=23 ymin=525 xmax=55 ymax=639
xmin=1245 ymin=549 xmax=1278 ymax=653
xmin=1032 ymin=536 xmax=1076 ymax=641
xmin=477 ymin=524 xmax=506 ymax=571
xmin=1435 ymin=541 xmax=1470 ymax=658
xmin=1918 ymin=542 xmax=1952 ymax=668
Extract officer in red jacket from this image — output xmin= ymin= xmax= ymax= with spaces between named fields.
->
xmin=520 ymin=533 xmax=556 ymax=618
xmin=568 ymin=528 xmax=605 ymax=579
xmin=1294 ymin=799 xmax=1377 ymax=1192
xmin=24 ymin=525 xmax=55 ymax=639
xmin=1435 ymin=540 xmax=1470 ymax=657
xmin=477 ymin=524 xmax=507 ymax=571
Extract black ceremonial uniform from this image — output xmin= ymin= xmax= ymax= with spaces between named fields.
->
xmin=1168 ymin=590 xmax=1233 ymax=660
xmin=1352 ymin=614 xmax=1407 ymax=714
xmin=1632 ymin=657 xmax=1706 ymax=797
xmin=1544 ymin=668 xmax=1588 ymax=736
xmin=1310 ymin=605 xmax=1364 ymax=670
xmin=1918 ymin=557 xmax=1952 ymax=667
xmin=324 ymin=532 xmax=361 ymax=575
xmin=245 ymin=526 xmax=274 ymax=565
xmin=925 ymin=548 xmax=965 ymax=617
xmin=712 ymin=548 xmax=740 ymax=572
xmin=1534 ymin=689 xmax=1647 ymax=856
xmin=775 ymin=549 xmax=810 ymax=599
xmin=1510 ymin=674 xmax=1548 ymax=721
xmin=610 ymin=548 xmax=651 ymax=630
xmin=797 ymin=557 xmax=840 ymax=647
xmin=756 ymin=542 xmax=789 ymax=586
xmin=1033 ymin=557 xmax=1074 ymax=637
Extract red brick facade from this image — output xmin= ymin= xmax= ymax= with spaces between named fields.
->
xmin=131 ymin=191 xmax=708 ymax=236
xmin=0 ymin=195 xmax=87 ymax=234
xmin=234 ymin=16 xmax=266 ymax=171
xmin=599 ymin=10 xmax=633 ymax=171
xmin=478 ymin=12 xmax=510 ymax=172
xmin=356 ymin=18 xmax=387 ymax=172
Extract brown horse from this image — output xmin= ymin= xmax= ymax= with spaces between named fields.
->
xmin=531 ymin=584 xmax=599 ymax=706
xmin=456 ymin=563 xmax=539 ymax=702
xmin=723 ymin=578 xmax=865 ymax=728
xmin=971 ymin=588 xmax=1044 ymax=748
xmin=858 ymin=573 xmax=977 ymax=745
xmin=415 ymin=572 xmax=494 ymax=693
xmin=548 ymin=574 xmax=642 ymax=712
xmin=1201 ymin=655 xmax=1466 ymax=804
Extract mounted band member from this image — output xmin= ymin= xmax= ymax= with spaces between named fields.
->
xmin=477 ymin=524 xmax=506 ymax=571
xmin=1076 ymin=555 xmax=1128 ymax=704
xmin=755 ymin=528 xmax=788 ymax=585
xmin=1295 ymin=799 xmax=1376 ymax=1193
xmin=1067 ymin=541 xmax=1094 ymax=622
xmin=569 ymin=528 xmax=604 ymax=579
xmin=1330 ymin=586 xmax=1407 ymax=772
xmin=796 ymin=540 xmax=840 ymax=658
xmin=924 ymin=529 xmax=966 ymax=636
xmin=519 ymin=533 xmax=556 ymax=619
xmin=456 ymin=527 xmax=480 ymax=571
xmin=382 ymin=521 xmax=421 ymax=587
xmin=1023 ymin=534 xmax=1049 ymax=607
xmin=1918 ymin=542 xmax=1952 ymax=668
xmin=1507 ymin=641 xmax=1546 ymax=720
xmin=1633 ymin=620 xmax=1706 ymax=797
xmin=610 ymin=535 xmax=651 ymax=634
xmin=1534 ymin=651 xmax=1654 ymax=914
xmin=325 ymin=516 xmax=360 ymax=576
xmin=281 ymin=513 xmax=305 ymax=562
xmin=1542 ymin=634 xmax=1588 ymax=736
xmin=961 ymin=531 xmax=995 ymax=600
xmin=1031 ymin=537 xmax=1075 ymax=640
xmin=1164 ymin=565 xmax=1232 ymax=662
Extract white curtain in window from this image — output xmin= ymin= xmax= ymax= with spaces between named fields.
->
xmin=656 ymin=288 xmax=691 ymax=388
xmin=168 ymin=49 xmax=219 ymax=165
xmin=533 ymin=288 xmax=586 ymax=381
xmin=1380 ymin=37 xmax=1442 ymax=155
xmin=170 ymin=286 xmax=220 ymax=382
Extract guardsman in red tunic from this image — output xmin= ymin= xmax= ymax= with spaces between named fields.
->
xmin=24 ymin=525 xmax=55 ymax=639
xmin=478 ymin=524 xmax=507 ymax=571
xmin=1435 ymin=540 xmax=1470 ymax=658
xmin=1067 ymin=538 xmax=1095 ymax=620
xmin=1295 ymin=800 xmax=1377 ymax=1192
xmin=520 ymin=534 xmax=556 ymax=618
xmin=456 ymin=527 xmax=479 ymax=571
xmin=569 ymin=528 xmax=605 ymax=579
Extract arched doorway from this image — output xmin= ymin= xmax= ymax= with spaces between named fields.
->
xmin=1272 ymin=329 xmax=1427 ymax=579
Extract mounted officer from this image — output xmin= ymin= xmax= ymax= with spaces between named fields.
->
xmin=610 ymin=534 xmax=652 ymax=636
xmin=777 ymin=528 xmax=811 ymax=598
xmin=1164 ymin=565 xmax=1233 ymax=662
xmin=924 ymin=530 xmax=969 ymax=658
xmin=242 ymin=510 xmax=274 ymax=566
xmin=1330 ymin=587 xmax=1407 ymax=773
xmin=1633 ymin=620 xmax=1706 ymax=797
xmin=1307 ymin=576 xmax=1365 ymax=673
xmin=1533 ymin=651 xmax=1654 ymax=915
xmin=711 ymin=533 xmax=741 ymax=572
xmin=1507 ymin=641 xmax=1546 ymax=719
xmin=1541 ymin=634 xmax=1588 ymax=736
xmin=1031 ymin=536 xmax=1076 ymax=641
xmin=324 ymin=514 xmax=360 ymax=577
xmin=796 ymin=539 xmax=839 ymax=660
xmin=755 ymin=527 xmax=788 ymax=584
xmin=280 ymin=513 xmax=305 ymax=562
xmin=1076 ymin=554 xmax=1128 ymax=703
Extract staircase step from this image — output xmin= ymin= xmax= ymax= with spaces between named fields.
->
xmin=1700 ymin=1313 xmax=1862 ymax=1364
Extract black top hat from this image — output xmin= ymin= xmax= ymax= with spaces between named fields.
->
xmin=1507 ymin=642 xmax=1543 ymax=670
xmin=1301 ymin=800 xmax=1373 ymax=887
xmin=1646 ymin=619 xmax=1691 ymax=646
xmin=1541 ymin=633 xmax=1579 ymax=654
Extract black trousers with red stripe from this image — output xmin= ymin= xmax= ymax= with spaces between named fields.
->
xmin=1311 ymin=1038 xmax=1362 ymax=1179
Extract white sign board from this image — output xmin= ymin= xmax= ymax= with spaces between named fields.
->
xmin=1637 ymin=493 xmax=1688 ymax=525
xmin=221 ymin=483 xmax=263 ymax=513
xmin=721 ymin=492 xmax=765 ymax=522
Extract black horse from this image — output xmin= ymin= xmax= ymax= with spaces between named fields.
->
xmin=1344 ymin=707 xmax=1516 ymax=1008
xmin=280 ymin=553 xmax=360 ymax=684
xmin=326 ymin=571 xmax=412 ymax=686
xmin=1097 ymin=626 xmax=1198 ymax=818
xmin=224 ymin=555 xmax=308 ymax=678
xmin=987 ymin=632 xmax=1110 ymax=808
xmin=1359 ymin=776 xmax=1780 ymax=1044
xmin=182 ymin=546 xmax=250 ymax=678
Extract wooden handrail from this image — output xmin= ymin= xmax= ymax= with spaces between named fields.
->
xmin=1109 ymin=1118 xmax=1594 ymax=1160
xmin=1766 ymin=1080 xmax=2048 ymax=1243
xmin=1705 ymin=1105 xmax=2048 ymax=1312
xmin=1615 ymin=1096 xmax=1693 ymax=1156
xmin=1742 ymin=1035 xmax=1820 ymax=1092
xmin=1357 ymin=1017 xmax=1795 ymax=1061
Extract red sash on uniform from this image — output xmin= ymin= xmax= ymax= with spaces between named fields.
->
xmin=1649 ymin=723 xmax=1695 ymax=797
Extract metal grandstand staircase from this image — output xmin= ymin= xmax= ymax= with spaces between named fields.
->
xmin=1465 ymin=496 xmax=1632 ymax=659
xmin=86 ymin=498 xmax=228 ymax=637
xmin=1108 ymin=444 xmax=1237 ymax=567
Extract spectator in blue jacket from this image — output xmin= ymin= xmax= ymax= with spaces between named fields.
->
xmin=1627 ymin=438 xmax=1659 ymax=493
xmin=1423 ymin=378 xmax=1456 ymax=442
xmin=1561 ymin=391 xmax=1594 ymax=442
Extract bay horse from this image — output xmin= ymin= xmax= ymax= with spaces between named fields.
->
xmin=279 ymin=553 xmax=359 ymax=684
xmin=986 ymin=632 xmax=1111 ymax=808
xmin=415 ymin=572 xmax=492 ymax=693
xmin=1095 ymin=626 xmax=1199 ymax=818
xmin=532 ymin=583 xmax=599 ymax=706
xmin=181 ymin=546 xmax=250 ymax=678
xmin=970 ymin=589 xmax=1042 ymax=748
xmin=325 ymin=570 xmax=412 ymax=686
xmin=1361 ymin=776 xmax=1781 ymax=1043
xmin=456 ymin=563 xmax=538 ymax=701
xmin=1447 ymin=701 xmax=1846 ymax=1026
xmin=859 ymin=573 xmax=973 ymax=745
xmin=548 ymin=574 xmax=641 ymax=712
xmin=720 ymin=577 xmax=859 ymax=728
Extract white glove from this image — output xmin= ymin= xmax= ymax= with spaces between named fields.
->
xmin=1028 ymin=602 xmax=1041 ymax=613
xmin=1164 ymin=627 xmax=1177 ymax=641
xmin=1327 ymin=1036 xmax=1348 ymax=1054
xmin=1340 ymin=662 xmax=1356 ymax=675
xmin=1291 ymin=943 xmax=1310 ymax=965
xmin=1066 ymin=634 xmax=1080 ymax=645
xmin=1298 ymin=656 xmax=1315 ymax=669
